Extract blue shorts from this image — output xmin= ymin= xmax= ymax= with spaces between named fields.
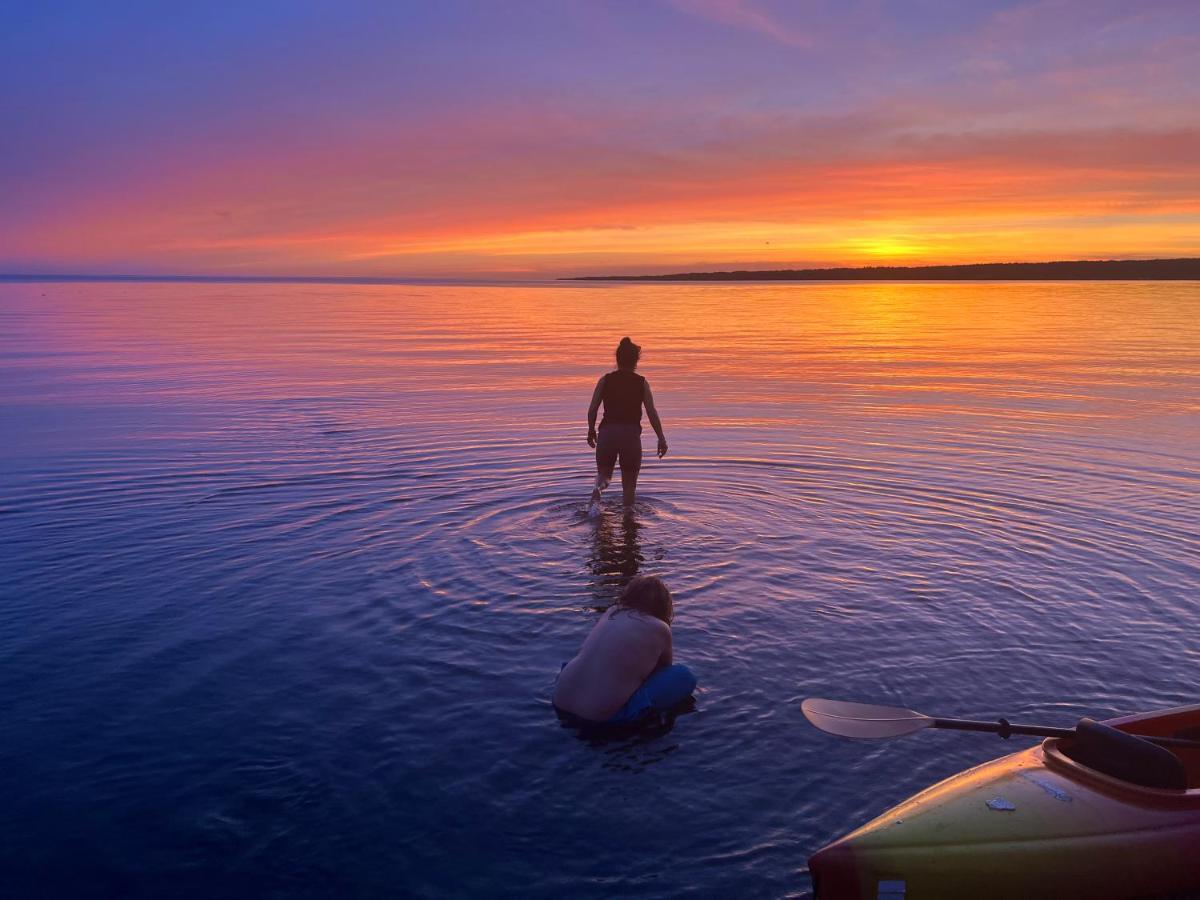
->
xmin=556 ymin=663 xmax=697 ymax=727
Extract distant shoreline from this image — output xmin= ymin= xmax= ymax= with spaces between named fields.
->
xmin=568 ymin=258 xmax=1200 ymax=282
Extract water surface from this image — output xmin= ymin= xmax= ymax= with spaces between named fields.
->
xmin=2 ymin=280 xmax=1198 ymax=897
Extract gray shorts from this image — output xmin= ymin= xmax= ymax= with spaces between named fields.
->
xmin=596 ymin=423 xmax=642 ymax=474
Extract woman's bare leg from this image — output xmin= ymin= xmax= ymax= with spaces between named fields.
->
xmin=591 ymin=467 xmax=612 ymax=505
xmin=621 ymin=465 xmax=639 ymax=507
xmin=592 ymin=430 xmax=618 ymax=509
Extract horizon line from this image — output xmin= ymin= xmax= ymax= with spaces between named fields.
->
xmin=0 ymin=273 xmax=541 ymax=286
xmin=4 ymin=256 xmax=1200 ymax=286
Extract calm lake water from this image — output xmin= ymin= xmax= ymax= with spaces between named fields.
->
xmin=2 ymin=280 xmax=1198 ymax=897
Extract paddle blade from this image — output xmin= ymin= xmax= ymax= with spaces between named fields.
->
xmin=801 ymin=698 xmax=934 ymax=739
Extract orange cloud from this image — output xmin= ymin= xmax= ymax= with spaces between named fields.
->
xmin=5 ymin=106 xmax=1199 ymax=277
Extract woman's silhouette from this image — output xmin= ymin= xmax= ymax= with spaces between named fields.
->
xmin=587 ymin=337 xmax=667 ymax=512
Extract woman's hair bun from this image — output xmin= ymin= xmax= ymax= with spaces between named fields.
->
xmin=615 ymin=336 xmax=641 ymax=367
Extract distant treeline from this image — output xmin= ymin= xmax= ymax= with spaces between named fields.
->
xmin=570 ymin=258 xmax=1200 ymax=282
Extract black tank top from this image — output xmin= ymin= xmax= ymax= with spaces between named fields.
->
xmin=600 ymin=370 xmax=645 ymax=426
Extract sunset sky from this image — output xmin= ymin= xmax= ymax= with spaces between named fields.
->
xmin=3 ymin=1 xmax=1199 ymax=278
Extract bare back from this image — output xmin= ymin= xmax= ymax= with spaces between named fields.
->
xmin=553 ymin=606 xmax=672 ymax=721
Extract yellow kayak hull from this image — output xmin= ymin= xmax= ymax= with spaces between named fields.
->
xmin=809 ymin=704 xmax=1200 ymax=899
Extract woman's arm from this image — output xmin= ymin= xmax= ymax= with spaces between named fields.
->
xmin=587 ymin=375 xmax=605 ymax=447
xmin=643 ymin=380 xmax=668 ymax=458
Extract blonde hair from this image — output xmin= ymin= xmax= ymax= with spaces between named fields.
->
xmin=615 ymin=574 xmax=673 ymax=624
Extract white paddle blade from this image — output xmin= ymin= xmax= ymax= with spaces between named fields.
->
xmin=801 ymin=698 xmax=934 ymax=739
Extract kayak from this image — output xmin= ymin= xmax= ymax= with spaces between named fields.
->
xmin=808 ymin=703 xmax=1200 ymax=899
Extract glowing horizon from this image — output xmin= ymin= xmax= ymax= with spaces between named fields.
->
xmin=3 ymin=1 xmax=1199 ymax=279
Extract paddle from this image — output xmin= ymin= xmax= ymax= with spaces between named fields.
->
xmin=801 ymin=698 xmax=1200 ymax=749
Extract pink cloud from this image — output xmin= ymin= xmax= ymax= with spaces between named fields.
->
xmin=667 ymin=0 xmax=812 ymax=47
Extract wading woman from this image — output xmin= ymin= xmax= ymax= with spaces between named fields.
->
xmin=587 ymin=337 xmax=668 ymax=510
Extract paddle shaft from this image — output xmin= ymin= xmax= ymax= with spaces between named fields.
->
xmin=930 ymin=716 xmax=1200 ymax=749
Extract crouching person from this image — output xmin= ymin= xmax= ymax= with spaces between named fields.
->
xmin=554 ymin=575 xmax=696 ymax=727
